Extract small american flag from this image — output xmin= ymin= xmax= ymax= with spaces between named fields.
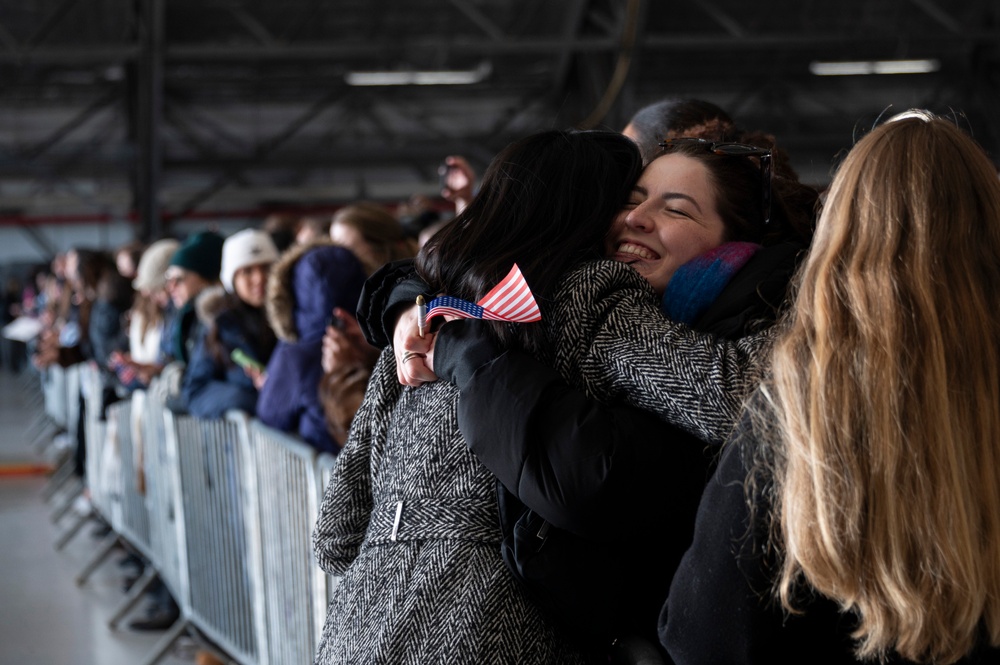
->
xmin=425 ymin=264 xmax=541 ymax=324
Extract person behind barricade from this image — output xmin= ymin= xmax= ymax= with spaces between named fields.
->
xmin=262 ymin=211 xmax=299 ymax=253
xmin=663 ymin=111 xmax=1000 ymax=665
xmin=128 ymin=231 xmax=222 ymax=635
xmin=328 ymin=201 xmax=419 ymax=276
xmin=353 ymin=124 xmax=818 ymax=659
xmin=32 ymin=247 xmax=99 ymax=370
xmin=109 ymin=238 xmax=180 ymax=390
xmin=180 ymin=229 xmax=278 ymax=419
xmin=313 ymin=202 xmax=415 ymax=447
xmin=161 ymin=230 xmax=224 ymax=369
xmin=313 ymin=129 xmax=658 ymax=664
xmin=31 ymin=249 xmax=124 ymax=477
xmin=294 ymin=214 xmax=330 ymax=245
xmin=317 ymin=303 xmax=380 ymax=447
xmin=88 ymin=249 xmax=134 ymax=414
xmin=256 ymin=240 xmax=368 ymax=454
xmin=622 ymin=97 xmax=735 ymax=163
xmin=114 ymin=239 xmax=145 ymax=283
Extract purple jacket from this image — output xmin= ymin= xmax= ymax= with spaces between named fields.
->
xmin=257 ymin=242 xmax=368 ymax=454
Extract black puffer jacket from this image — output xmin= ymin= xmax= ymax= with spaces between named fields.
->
xmin=429 ymin=241 xmax=805 ymax=652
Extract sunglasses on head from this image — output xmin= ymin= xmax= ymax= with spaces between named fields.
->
xmin=657 ymin=137 xmax=773 ymax=228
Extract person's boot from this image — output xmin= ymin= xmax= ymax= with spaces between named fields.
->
xmin=127 ymin=598 xmax=179 ymax=631
xmin=195 ymin=651 xmax=226 ymax=665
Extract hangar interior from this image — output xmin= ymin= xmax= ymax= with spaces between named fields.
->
xmin=0 ymin=0 xmax=998 ymax=243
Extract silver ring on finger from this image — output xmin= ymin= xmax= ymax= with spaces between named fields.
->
xmin=400 ymin=351 xmax=420 ymax=364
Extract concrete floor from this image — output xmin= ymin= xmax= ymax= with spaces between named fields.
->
xmin=0 ymin=367 xmax=192 ymax=665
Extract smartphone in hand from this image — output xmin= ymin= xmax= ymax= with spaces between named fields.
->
xmin=327 ymin=313 xmax=346 ymax=331
xmin=231 ymin=348 xmax=265 ymax=372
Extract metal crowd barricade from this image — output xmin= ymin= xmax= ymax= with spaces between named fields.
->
xmin=54 ymin=363 xmax=105 ymax=549
xmin=111 ymin=395 xmax=151 ymax=559
xmin=315 ymin=452 xmax=342 ymax=611
xmin=44 ymin=354 xmax=360 ymax=665
xmin=47 ymin=363 xmax=83 ymax=515
xmin=81 ymin=361 xmax=111 ymax=521
xmin=143 ymin=373 xmax=186 ymax=607
xmin=166 ymin=409 xmax=264 ymax=665
xmin=42 ymin=363 xmax=68 ymax=430
xmin=40 ymin=364 xmax=76 ymax=502
xmin=244 ymin=420 xmax=329 ymax=665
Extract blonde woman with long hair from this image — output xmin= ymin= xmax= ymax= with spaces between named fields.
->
xmin=663 ymin=110 xmax=1000 ymax=664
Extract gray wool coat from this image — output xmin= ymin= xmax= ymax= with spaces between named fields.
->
xmin=312 ymin=259 xmax=770 ymax=664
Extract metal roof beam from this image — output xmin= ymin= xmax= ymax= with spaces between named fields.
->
xmin=167 ymin=89 xmax=343 ymax=220
xmin=19 ymin=91 xmax=119 ymax=160
xmin=24 ymin=0 xmax=84 ymax=52
xmin=225 ymin=3 xmax=278 ymax=47
xmin=907 ymin=0 xmax=963 ymax=34
xmin=551 ymin=0 xmax=591 ymax=91
xmin=446 ymin=0 xmax=506 ymax=41
xmin=694 ymin=0 xmax=746 ymax=38
xmin=2 ymin=31 xmax=994 ymax=65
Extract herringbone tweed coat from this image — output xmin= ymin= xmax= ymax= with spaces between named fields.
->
xmin=312 ymin=259 xmax=768 ymax=664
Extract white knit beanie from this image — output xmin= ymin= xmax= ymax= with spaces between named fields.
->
xmin=220 ymin=229 xmax=280 ymax=292
xmin=132 ymin=238 xmax=181 ymax=292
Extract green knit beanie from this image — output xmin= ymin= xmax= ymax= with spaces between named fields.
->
xmin=168 ymin=231 xmax=225 ymax=281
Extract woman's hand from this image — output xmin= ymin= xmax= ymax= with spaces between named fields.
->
xmin=244 ymin=365 xmax=267 ymax=390
xmin=323 ymin=308 xmax=380 ymax=374
xmin=393 ymin=304 xmax=438 ymax=386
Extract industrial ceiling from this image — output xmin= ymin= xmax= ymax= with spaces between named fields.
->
xmin=0 ymin=0 xmax=998 ymax=239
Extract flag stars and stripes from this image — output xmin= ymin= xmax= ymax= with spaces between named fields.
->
xmin=425 ymin=264 xmax=541 ymax=324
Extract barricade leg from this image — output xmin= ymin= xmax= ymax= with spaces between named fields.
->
xmin=41 ymin=456 xmax=78 ymax=502
xmin=54 ymin=510 xmax=93 ymax=550
xmin=32 ymin=421 xmax=63 ymax=456
xmin=107 ymin=565 xmax=160 ymax=630
xmin=49 ymin=484 xmax=84 ymax=523
xmin=24 ymin=413 xmax=53 ymax=449
xmin=75 ymin=530 xmax=121 ymax=586
xmin=137 ymin=618 xmax=190 ymax=665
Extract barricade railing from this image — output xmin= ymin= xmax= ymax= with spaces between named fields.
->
xmin=37 ymin=360 xmax=356 ymax=665
xmin=80 ymin=362 xmax=111 ymax=522
xmin=39 ymin=364 xmax=79 ymax=503
xmin=42 ymin=364 xmax=68 ymax=430
xmin=168 ymin=409 xmax=263 ymax=665
xmin=51 ymin=363 xmax=96 ymax=548
xmin=110 ymin=395 xmax=152 ymax=560
xmin=315 ymin=453 xmax=342 ymax=610
xmin=245 ymin=420 xmax=327 ymax=665
xmin=141 ymin=379 xmax=185 ymax=608
xmin=45 ymin=362 xmax=82 ymax=515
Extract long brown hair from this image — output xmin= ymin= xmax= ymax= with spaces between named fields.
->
xmin=331 ymin=202 xmax=418 ymax=274
xmin=761 ymin=111 xmax=1000 ymax=663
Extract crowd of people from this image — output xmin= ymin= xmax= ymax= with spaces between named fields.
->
xmin=7 ymin=98 xmax=1000 ymax=665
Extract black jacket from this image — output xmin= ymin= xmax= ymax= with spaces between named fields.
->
xmin=428 ymin=242 xmax=806 ymax=650
xmin=181 ymin=290 xmax=276 ymax=419
xmin=663 ymin=401 xmax=1000 ymax=665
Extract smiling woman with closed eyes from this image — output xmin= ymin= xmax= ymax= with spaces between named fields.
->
xmin=607 ymin=151 xmax=730 ymax=296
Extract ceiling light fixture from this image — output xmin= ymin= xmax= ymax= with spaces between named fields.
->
xmin=809 ymin=59 xmax=940 ymax=76
xmin=345 ymin=61 xmax=492 ymax=86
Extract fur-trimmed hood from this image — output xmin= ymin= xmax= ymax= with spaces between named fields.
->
xmin=193 ymin=285 xmax=229 ymax=327
xmin=265 ymin=239 xmax=368 ymax=343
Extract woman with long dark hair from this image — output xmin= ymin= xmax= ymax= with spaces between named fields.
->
xmin=313 ymin=130 xmax=647 ymax=663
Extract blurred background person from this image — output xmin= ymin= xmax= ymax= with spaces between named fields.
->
xmin=181 ymin=228 xmax=278 ymax=418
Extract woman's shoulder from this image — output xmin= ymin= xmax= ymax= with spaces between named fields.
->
xmin=548 ymin=259 xmax=654 ymax=324
xmin=542 ymin=260 xmax=659 ymax=391
xmin=554 ymin=259 xmax=651 ymax=299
